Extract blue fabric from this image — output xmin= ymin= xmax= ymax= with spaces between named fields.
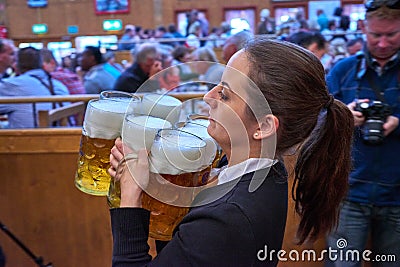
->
xmin=317 ymin=13 xmax=329 ymax=31
xmin=83 ymin=63 xmax=117 ymax=94
xmin=0 ymin=245 xmax=5 ymax=267
xmin=0 ymin=69 xmax=70 ymax=128
xmin=326 ymin=51 xmax=400 ymax=206
xmin=118 ymin=34 xmax=136 ymax=51
xmin=103 ymin=63 xmax=122 ymax=79
xmin=325 ymin=201 xmax=400 ymax=266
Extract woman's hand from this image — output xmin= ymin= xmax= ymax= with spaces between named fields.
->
xmin=108 ymin=138 xmax=149 ymax=208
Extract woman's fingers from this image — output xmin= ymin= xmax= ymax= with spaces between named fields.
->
xmin=109 ymin=138 xmax=125 ymax=179
xmin=132 ymin=149 xmax=150 ymax=189
xmin=108 ymin=166 xmax=116 ymax=178
xmin=110 ymin=146 xmax=122 ymax=168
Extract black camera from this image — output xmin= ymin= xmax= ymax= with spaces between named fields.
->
xmin=355 ymin=100 xmax=392 ymax=145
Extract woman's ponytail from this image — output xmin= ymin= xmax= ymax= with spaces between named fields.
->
xmin=293 ymin=99 xmax=353 ymax=244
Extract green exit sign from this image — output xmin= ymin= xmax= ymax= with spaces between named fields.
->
xmin=103 ymin=19 xmax=122 ymax=31
xmin=32 ymin=24 xmax=48 ymax=34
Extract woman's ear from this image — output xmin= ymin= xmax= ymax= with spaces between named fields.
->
xmin=253 ymin=114 xmax=279 ymax=140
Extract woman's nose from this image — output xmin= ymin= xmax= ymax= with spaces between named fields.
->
xmin=203 ymin=85 xmax=219 ymax=108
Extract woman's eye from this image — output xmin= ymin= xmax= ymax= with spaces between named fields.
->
xmin=218 ymin=90 xmax=228 ymax=100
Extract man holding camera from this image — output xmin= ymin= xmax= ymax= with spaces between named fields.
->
xmin=326 ymin=0 xmax=400 ymax=266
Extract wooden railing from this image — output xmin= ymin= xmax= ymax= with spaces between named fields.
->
xmin=0 ymin=92 xmax=206 ymax=128
xmin=0 ymin=92 xmax=206 ymax=104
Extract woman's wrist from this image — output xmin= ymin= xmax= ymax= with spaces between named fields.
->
xmin=120 ymin=189 xmax=142 ymax=208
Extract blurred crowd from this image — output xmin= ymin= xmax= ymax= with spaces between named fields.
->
xmin=0 ymin=7 xmax=366 ymax=129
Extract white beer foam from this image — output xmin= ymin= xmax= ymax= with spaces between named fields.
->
xmin=122 ymin=115 xmax=172 ymax=157
xmin=181 ymin=122 xmax=217 ymax=166
xmin=84 ymin=99 xmax=130 ymax=139
xmin=142 ymin=94 xmax=182 ymax=125
xmin=149 ymin=131 xmax=209 ymax=175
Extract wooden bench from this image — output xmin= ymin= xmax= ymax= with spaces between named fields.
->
xmin=38 ymin=101 xmax=87 ymax=127
xmin=0 ymin=128 xmax=112 ymax=266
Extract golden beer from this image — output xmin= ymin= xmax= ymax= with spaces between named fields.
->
xmin=107 ymin=115 xmax=172 ymax=208
xmin=141 ymin=172 xmax=197 ymax=241
xmin=76 ymin=135 xmax=116 ymax=195
xmin=144 ymin=129 xmax=215 ymax=241
xmin=75 ymin=97 xmax=137 ymax=196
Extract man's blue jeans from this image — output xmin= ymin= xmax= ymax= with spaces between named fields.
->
xmin=325 ymin=201 xmax=400 ymax=267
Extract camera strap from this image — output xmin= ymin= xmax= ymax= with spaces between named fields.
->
xmin=355 ymin=53 xmax=386 ymax=103
xmin=364 ymin=70 xmax=386 ymax=102
xmin=29 ymin=72 xmax=73 ymax=127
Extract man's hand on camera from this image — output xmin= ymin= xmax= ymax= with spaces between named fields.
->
xmin=383 ymin=115 xmax=399 ymax=136
xmin=348 ymin=100 xmax=366 ymax=127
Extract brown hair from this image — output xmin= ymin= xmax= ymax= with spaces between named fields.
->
xmin=40 ymin=48 xmax=58 ymax=65
xmin=365 ymin=5 xmax=400 ymax=20
xmin=0 ymin=38 xmax=14 ymax=54
xmin=245 ymin=37 xmax=354 ymax=244
xmin=17 ymin=47 xmax=42 ymax=74
xmin=172 ymin=45 xmax=190 ymax=61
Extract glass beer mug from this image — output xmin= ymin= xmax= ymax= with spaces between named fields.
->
xmin=181 ymin=115 xmax=222 ymax=169
xmin=107 ymin=114 xmax=172 ymax=208
xmin=143 ymin=128 xmax=216 ymax=241
xmin=74 ymin=92 xmax=140 ymax=196
xmin=141 ymin=93 xmax=182 ymax=125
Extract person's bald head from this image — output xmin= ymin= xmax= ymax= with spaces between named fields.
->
xmin=222 ymin=30 xmax=253 ymax=63
xmin=0 ymin=39 xmax=16 ymax=74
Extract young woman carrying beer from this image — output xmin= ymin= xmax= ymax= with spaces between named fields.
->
xmin=108 ymin=37 xmax=354 ymax=266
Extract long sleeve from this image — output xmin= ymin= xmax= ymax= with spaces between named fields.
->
xmin=110 ymin=208 xmax=152 ymax=267
xmin=110 ymin=167 xmax=287 ymax=267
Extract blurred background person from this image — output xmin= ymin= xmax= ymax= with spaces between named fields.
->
xmin=172 ymin=45 xmax=199 ymax=82
xmin=118 ymin=24 xmax=137 ymax=51
xmin=191 ymin=46 xmax=224 ymax=88
xmin=316 ymin=9 xmax=329 ymax=32
xmin=185 ymin=21 xmax=202 ymax=50
xmin=61 ymin=54 xmax=73 ymax=71
xmin=287 ymin=31 xmax=334 ymax=73
xmin=80 ymin=46 xmax=116 ymax=94
xmin=346 ymin=37 xmax=364 ymax=56
xmin=41 ymin=48 xmax=85 ymax=95
xmin=158 ymin=64 xmax=180 ymax=91
xmin=103 ymin=50 xmax=124 ymax=79
xmin=205 ymin=27 xmax=222 ymax=48
xmin=158 ymin=48 xmax=180 ymax=91
xmin=0 ymin=47 xmax=69 ymax=128
xmin=276 ymin=23 xmax=291 ymax=41
xmin=0 ymin=38 xmax=16 ymax=79
xmin=219 ymin=21 xmax=232 ymax=41
xmin=257 ymin=8 xmax=276 ymax=34
xmin=168 ymin=23 xmax=185 ymax=45
xmin=113 ymin=43 xmax=162 ymax=93
xmin=222 ymin=30 xmax=253 ymax=63
xmin=292 ymin=10 xmax=309 ymax=32
xmin=155 ymin=25 xmax=177 ymax=48
xmin=287 ymin=31 xmax=329 ymax=60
